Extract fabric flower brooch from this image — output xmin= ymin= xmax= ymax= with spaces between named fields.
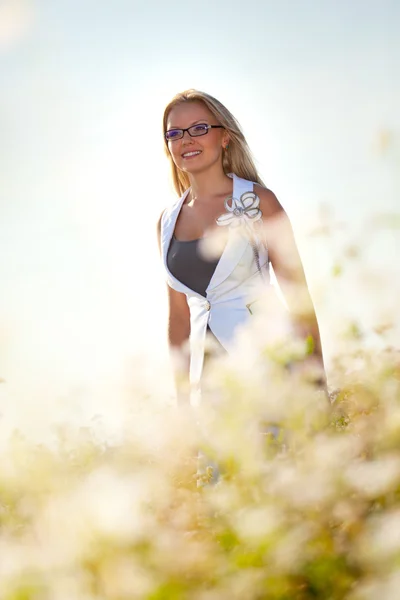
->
xmin=216 ymin=192 xmax=262 ymax=230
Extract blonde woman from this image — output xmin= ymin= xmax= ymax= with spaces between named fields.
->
xmin=158 ymin=89 xmax=326 ymax=405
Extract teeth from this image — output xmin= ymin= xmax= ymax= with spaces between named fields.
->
xmin=182 ymin=151 xmax=201 ymax=157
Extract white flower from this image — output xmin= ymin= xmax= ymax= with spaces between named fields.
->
xmin=216 ymin=192 xmax=262 ymax=229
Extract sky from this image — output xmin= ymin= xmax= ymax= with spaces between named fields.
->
xmin=0 ymin=0 xmax=399 ymax=436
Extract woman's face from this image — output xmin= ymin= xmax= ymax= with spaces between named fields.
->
xmin=165 ymin=101 xmax=228 ymax=175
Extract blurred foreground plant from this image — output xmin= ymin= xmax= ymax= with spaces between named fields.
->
xmin=0 ymin=338 xmax=399 ymax=600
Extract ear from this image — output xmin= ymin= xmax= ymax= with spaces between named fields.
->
xmin=222 ymin=133 xmax=230 ymax=148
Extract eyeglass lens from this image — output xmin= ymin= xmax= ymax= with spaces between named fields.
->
xmin=165 ymin=123 xmax=210 ymax=141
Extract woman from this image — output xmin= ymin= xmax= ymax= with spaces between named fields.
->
xmin=157 ymin=89 xmax=326 ymax=405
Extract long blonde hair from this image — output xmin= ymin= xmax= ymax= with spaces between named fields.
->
xmin=162 ymin=89 xmax=265 ymax=196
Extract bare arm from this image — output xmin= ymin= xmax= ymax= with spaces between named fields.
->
xmin=157 ymin=213 xmax=191 ymax=404
xmin=256 ymin=186 xmax=326 ymax=387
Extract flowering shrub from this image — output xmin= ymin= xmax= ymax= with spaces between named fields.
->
xmin=0 ymin=336 xmax=399 ymax=599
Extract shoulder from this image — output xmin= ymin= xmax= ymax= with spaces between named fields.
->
xmin=157 ymin=195 xmax=182 ymax=231
xmin=254 ymin=184 xmax=285 ymax=220
xmin=157 ymin=207 xmax=168 ymax=233
xmin=157 ymin=210 xmax=164 ymax=234
xmin=156 ymin=211 xmax=164 ymax=251
xmin=156 ymin=206 xmax=171 ymax=247
xmin=156 ymin=190 xmax=189 ymax=247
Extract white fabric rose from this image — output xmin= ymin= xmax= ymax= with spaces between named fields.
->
xmin=216 ymin=192 xmax=262 ymax=229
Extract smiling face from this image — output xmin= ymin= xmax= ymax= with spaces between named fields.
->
xmin=165 ymin=101 xmax=229 ymax=176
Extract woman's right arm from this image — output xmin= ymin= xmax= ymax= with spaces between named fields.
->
xmin=166 ymin=286 xmax=191 ymax=404
xmin=157 ymin=214 xmax=191 ymax=405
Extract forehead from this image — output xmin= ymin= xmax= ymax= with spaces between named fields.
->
xmin=166 ymin=101 xmax=215 ymax=128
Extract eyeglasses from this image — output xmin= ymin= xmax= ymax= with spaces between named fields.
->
xmin=164 ymin=123 xmax=224 ymax=142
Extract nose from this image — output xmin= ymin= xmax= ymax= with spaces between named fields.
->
xmin=181 ymin=129 xmax=193 ymax=143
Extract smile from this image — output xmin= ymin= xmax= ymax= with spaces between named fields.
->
xmin=182 ymin=151 xmax=202 ymax=159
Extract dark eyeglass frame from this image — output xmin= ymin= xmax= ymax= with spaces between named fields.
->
xmin=164 ymin=123 xmax=224 ymax=142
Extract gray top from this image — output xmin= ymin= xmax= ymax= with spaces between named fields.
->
xmin=167 ymin=235 xmax=226 ymax=359
xmin=167 ymin=236 xmax=221 ymax=297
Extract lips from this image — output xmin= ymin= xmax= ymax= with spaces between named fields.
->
xmin=182 ymin=150 xmax=202 ymax=159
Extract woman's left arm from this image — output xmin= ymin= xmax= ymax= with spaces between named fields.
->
xmin=256 ymin=186 xmax=327 ymax=388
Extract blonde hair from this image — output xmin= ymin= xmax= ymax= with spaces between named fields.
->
xmin=162 ymin=89 xmax=265 ymax=196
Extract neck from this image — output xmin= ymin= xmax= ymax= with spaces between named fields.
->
xmin=188 ymin=165 xmax=232 ymax=203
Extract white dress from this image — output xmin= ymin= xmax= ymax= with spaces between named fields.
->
xmin=160 ymin=173 xmax=278 ymax=387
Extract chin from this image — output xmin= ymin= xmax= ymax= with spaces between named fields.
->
xmin=180 ymin=163 xmax=204 ymax=175
xmin=180 ymin=158 xmax=217 ymax=176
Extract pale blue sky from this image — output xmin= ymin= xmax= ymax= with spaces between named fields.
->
xmin=0 ymin=0 xmax=399 ymax=434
